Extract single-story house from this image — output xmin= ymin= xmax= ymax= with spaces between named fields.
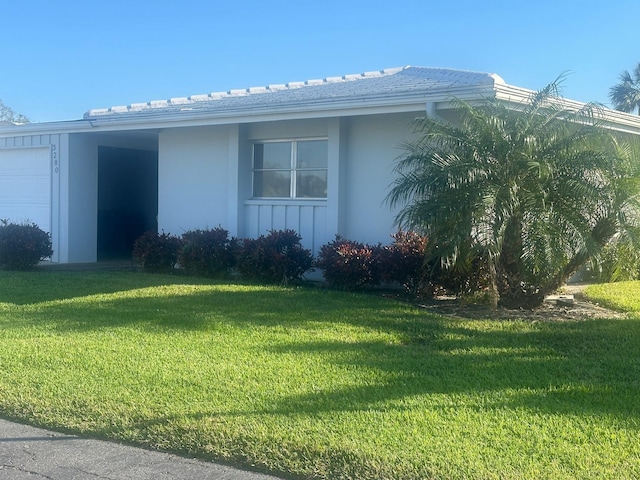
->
xmin=2 ymin=66 xmax=640 ymax=264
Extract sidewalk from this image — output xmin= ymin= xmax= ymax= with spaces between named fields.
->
xmin=0 ymin=418 xmax=283 ymax=480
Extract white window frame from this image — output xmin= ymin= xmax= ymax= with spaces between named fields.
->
xmin=251 ymin=138 xmax=328 ymax=200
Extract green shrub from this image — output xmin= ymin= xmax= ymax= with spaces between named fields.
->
xmin=315 ymin=236 xmax=382 ymax=290
xmin=591 ymin=239 xmax=640 ymax=283
xmin=0 ymin=221 xmax=53 ymax=270
xmin=132 ymin=231 xmax=182 ymax=273
xmin=429 ymin=250 xmax=492 ymax=297
xmin=236 ymin=229 xmax=313 ymax=284
xmin=179 ymin=227 xmax=238 ymax=278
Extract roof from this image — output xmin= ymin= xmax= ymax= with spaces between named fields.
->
xmin=84 ymin=66 xmax=506 ymax=120
xmin=3 ymin=65 xmax=640 ymax=137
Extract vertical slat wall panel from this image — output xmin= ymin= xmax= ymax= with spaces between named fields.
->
xmin=312 ymin=206 xmax=328 ymax=254
xmin=258 ymin=205 xmax=272 ymax=235
xmin=272 ymin=205 xmax=287 ymax=230
xmin=244 ymin=202 xmax=326 ymax=254
xmin=245 ymin=203 xmax=260 ymax=239
xmin=285 ymin=206 xmax=299 ymax=233
xmin=298 ymin=205 xmax=314 ymax=252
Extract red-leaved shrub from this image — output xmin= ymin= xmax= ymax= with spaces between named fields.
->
xmin=133 ymin=231 xmax=182 ymax=273
xmin=379 ymin=231 xmax=428 ymax=296
xmin=236 ymin=229 xmax=313 ymax=284
xmin=315 ymin=236 xmax=382 ymax=290
xmin=180 ymin=227 xmax=238 ymax=278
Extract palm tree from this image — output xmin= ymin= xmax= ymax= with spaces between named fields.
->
xmin=610 ymin=64 xmax=640 ymax=115
xmin=387 ymin=81 xmax=640 ymax=309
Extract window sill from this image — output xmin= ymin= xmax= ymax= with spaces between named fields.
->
xmin=245 ymin=198 xmax=327 ymax=207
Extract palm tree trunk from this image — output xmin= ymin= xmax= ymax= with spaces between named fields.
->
xmin=496 ymin=217 xmax=531 ymax=308
xmin=541 ymin=217 xmax=618 ymax=298
xmin=487 ymin=255 xmax=499 ymax=310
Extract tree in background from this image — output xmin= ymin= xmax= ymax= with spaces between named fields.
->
xmin=0 ymin=99 xmax=29 ymax=123
xmin=387 ymin=80 xmax=640 ymax=309
xmin=610 ymin=63 xmax=640 ymax=115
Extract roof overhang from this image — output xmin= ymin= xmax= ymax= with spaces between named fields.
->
xmin=3 ymin=78 xmax=640 ymax=137
xmin=0 ymin=83 xmax=499 ymax=137
xmin=435 ymin=83 xmax=640 ymax=136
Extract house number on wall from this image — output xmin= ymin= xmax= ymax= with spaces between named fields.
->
xmin=51 ymin=144 xmax=58 ymax=174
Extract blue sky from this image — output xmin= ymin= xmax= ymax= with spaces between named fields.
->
xmin=1 ymin=0 xmax=638 ymax=122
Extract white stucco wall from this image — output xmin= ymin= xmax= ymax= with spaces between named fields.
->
xmin=158 ymin=126 xmax=232 ymax=236
xmin=342 ymin=112 xmax=418 ymax=245
xmin=156 ymin=113 xmax=418 ymax=254
xmin=66 ymin=134 xmax=98 ymax=262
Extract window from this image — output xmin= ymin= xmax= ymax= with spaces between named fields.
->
xmin=252 ymin=139 xmax=327 ymax=198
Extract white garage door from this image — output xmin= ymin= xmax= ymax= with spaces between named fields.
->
xmin=0 ymin=147 xmax=51 ymax=233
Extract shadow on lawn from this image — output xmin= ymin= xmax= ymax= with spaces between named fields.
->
xmin=0 ymin=270 xmax=210 ymax=305
xmin=59 ymin=284 xmax=640 ymax=420
xmin=2 ymin=273 xmax=640 ymax=422
xmin=84 ymin=314 xmax=640 ymax=462
xmin=258 ymin=318 xmax=640 ymax=421
xmin=1 ymin=286 xmax=360 ymax=332
xmin=269 ymin=310 xmax=640 ymax=419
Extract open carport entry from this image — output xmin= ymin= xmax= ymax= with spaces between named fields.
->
xmin=97 ymin=146 xmax=158 ymax=260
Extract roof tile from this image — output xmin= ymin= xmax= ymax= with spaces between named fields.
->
xmin=84 ymin=66 xmax=504 ymax=120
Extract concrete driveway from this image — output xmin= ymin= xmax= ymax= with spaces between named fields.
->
xmin=0 ymin=418 xmax=284 ymax=479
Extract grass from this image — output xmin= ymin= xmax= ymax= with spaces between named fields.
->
xmin=1 ymin=270 xmax=640 ymax=479
xmin=585 ymin=281 xmax=640 ymax=313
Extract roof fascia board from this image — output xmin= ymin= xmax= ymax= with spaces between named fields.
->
xmin=86 ymin=102 xmax=429 ymax=132
xmin=78 ymin=85 xmax=499 ymax=131
xmin=493 ymin=84 xmax=640 ymax=135
xmin=79 ymin=99 xmax=434 ymax=130
xmin=0 ymin=120 xmax=93 ymax=138
xmin=5 ymin=82 xmax=640 ymax=136
xmin=433 ymin=83 xmax=640 ymax=136
xmin=0 ymin=102 xmax=430 ymax=137
xmin=0 ymin=102 xmax=428 ymax=137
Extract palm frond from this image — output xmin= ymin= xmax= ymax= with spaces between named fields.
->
xmin=610 ymin=67 xmax=640 ymax=114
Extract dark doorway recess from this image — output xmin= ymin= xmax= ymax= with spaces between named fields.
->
xmin=97 ymin=146 xmax=158 ymax=260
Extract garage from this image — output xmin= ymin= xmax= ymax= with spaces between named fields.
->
xmin=0 ymin=147 xmax=51 ymax=233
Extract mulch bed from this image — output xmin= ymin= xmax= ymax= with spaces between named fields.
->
xmin=413 ymin=286 xmax=627 ymax=322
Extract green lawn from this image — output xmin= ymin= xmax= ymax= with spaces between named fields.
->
xmin=1 ymin=270 xmax=639 ymax=479
xmin=586 ymin=281 xmax=640 ymax=313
